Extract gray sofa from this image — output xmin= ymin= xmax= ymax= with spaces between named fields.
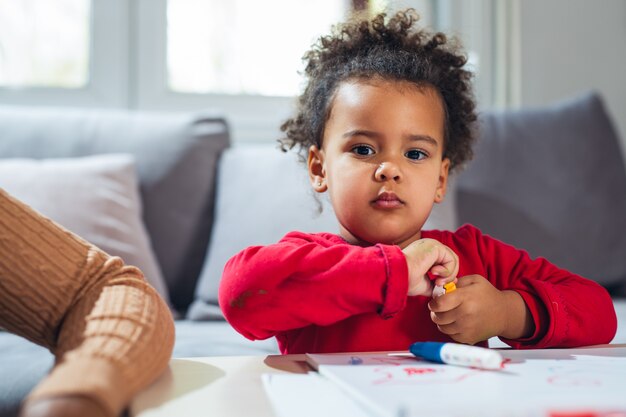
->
xmin=1 ymin=91 xmax=626 ymax=416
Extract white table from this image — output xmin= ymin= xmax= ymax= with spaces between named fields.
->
xmin=130 ymin=354 xmax=309 ymax=417
xmin=131 ymin=345 xmax=626 ymax=417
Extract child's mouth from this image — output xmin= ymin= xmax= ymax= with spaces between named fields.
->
xmin=372 ymin=192 xmax=404 ymax=209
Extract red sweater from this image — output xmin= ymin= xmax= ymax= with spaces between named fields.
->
xmin=219 ymin=224 xmax=616 ymax=354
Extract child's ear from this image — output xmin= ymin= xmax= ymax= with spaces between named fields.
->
xmin=434 ymin=158 xmax=451 ymax=203
xmin=308 ymin=145 xmax=327 ymax=193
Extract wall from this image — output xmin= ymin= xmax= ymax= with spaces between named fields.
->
xmin=519 ymin=0 xmax=626 ymax=157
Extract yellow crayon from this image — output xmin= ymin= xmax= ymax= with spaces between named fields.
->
xmin=444 ymin=282 xmax=457 ymax=293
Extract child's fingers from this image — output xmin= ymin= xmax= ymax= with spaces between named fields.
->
xmin=429 ymin=264 xmax=453 ymax=278
xmin=435 ymin=322 xmax=461 ymax=337
xmin=429 ymin=245 xmax=459 ymax=280
xmin=454 ymin=274 xmax=480 ymax=288
xmin=429 ymin=262 xmax=459 ymax=288
xmin=432 ymin=274 xmax=457 ymax=287
xmin=439 ymin=249 xmax=458 ymax=275
xmin=429 ymin=308 xmax=458 ymax=326
xmin=428 ymin=290 xmax=461 ymax=313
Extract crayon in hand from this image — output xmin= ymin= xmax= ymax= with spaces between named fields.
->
xmin=432 ymin=281 xmax=456 ymax=298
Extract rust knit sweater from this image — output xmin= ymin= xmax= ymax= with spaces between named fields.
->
xmin=0 ymin=188 xmax=175 ymax=416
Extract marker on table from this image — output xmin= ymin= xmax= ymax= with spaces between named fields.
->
xmin=409 ymin=341 xmax=504 ymax=370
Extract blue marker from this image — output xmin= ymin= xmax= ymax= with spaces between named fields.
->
xmin=409 ymin=342 xmax=504 ymax=370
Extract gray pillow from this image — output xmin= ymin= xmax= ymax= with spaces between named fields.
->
xmin=457 ymin=92 xmax=626 ymax=287
xmin=0 ymin=154 xmax=170 ymax=307
xmin=187 ymin=144 xmax=459 ymax=320
xmin=0 ymin=106 xmax=230 ymax=311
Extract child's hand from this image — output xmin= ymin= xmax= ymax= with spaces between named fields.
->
xmin=427 ymin=275 xmax=534 ymax=345
xmin=402 ymin=239 xmax=459 ymax=297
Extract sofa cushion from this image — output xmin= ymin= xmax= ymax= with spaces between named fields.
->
xmin=0 ymin=154 xmax=170 ymax=306
xmin=457 ymin=92 xmax=626 ymax=288
xmin=0 ymin=333 xmax=52 ymax=417
xmin=0 ymin=106 xmax=230 ymax=312
xmin=187 ymin=144 xmax=458 ymax=320
xmin=172 ymin=321 xmax=279 ymax=357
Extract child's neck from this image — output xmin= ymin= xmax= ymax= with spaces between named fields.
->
xmin=338 ymin=227 xmax=423 ymax=249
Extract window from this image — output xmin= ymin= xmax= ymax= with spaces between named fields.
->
xmin=142 ymin=0 xmax=439 ymax=141
xmin=136 ymin=0 xmax=354 ymax=141
xmin=0 ymin=0 xmax=90 ymax=89
xmin=0 ymin=0 xmax=505 ymax=140
xmin=167 ymin=0 xmax=347 ymax=97
xmin=0 ymin=0 xmax=129 ymax=107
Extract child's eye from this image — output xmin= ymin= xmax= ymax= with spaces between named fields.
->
xmin=405 ymin=149 xmax=427 ymax=160
xmin=351 ymin=145 xmax=375 ymax=156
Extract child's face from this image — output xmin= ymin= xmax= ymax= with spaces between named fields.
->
xmin=308 ymin=78 xmax=450 ymax=248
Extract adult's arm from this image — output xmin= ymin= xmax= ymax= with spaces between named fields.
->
xmin=0 ymin=189 xmax=175 ymax=417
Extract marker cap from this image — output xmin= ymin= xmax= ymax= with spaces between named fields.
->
xmin=409 ymin=342 xmax=445 ymax=364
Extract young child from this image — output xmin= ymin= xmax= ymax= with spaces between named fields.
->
xmin=219 ymin=10 xmax=617 ymax=354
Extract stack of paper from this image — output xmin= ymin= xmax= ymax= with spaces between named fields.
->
xmin=263 ymin=349 xmax=626 ymax=417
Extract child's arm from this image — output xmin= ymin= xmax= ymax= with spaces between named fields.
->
xmin=219 ymin=232 xmax=457 ymax=341
xmin=427 ymin=225 xmax=617 ymax=348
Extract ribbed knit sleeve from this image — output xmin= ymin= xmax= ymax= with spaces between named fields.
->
xmin=0 ymin=188 xmax=175 ymax=417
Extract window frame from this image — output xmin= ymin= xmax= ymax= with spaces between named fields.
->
xmin=434 ymin=0 xmax=521 ymax=110
xmin=134 ymin=0 xmax=295 ymax=142
xmin=0 ymin=0 xmax=130 ymax=108
xmin=0 ymin=0 xmax=511 ymax=141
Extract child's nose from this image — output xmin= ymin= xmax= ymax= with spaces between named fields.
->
xmin=375 ymin=162 xmax=401 ymax=182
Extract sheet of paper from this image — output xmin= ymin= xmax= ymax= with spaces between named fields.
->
xmin=312 ymin=347 xmax=626 ymax=417
xmin=262 ymin=373 xmax=372 ymax=417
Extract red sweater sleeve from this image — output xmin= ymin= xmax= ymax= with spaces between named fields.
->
xmin=218 ymin=232 xmax=408 ymax=340
xmin=454 ymin=225 xmax=617 ymax=348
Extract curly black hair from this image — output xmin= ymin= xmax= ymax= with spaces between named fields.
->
xmin=279 ymin=9 xmax=477 ymax=172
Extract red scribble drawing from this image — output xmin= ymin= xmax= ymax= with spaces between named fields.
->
xmin=548 ymin=410 xmax=626 ymax=417
xmin=371 ymin=366 xmax=481 ymax=386
xmin=547 ymin=374 xmax=602 ymax=387
xmin=372 ymin=367 xmax=396 ymax=385
xmin=500 ymin=358 xmax=513 ymax=369
xmin=404 ymin=367 xmax=436 ymax=376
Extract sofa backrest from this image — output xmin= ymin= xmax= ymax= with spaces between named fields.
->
xmin=0 ymin=105 xmax=230 ymax=312
xmin=457 ymin=92 xmax=626 ymax=290
xmin=2 ymin=91 xmax=624 ymax=317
